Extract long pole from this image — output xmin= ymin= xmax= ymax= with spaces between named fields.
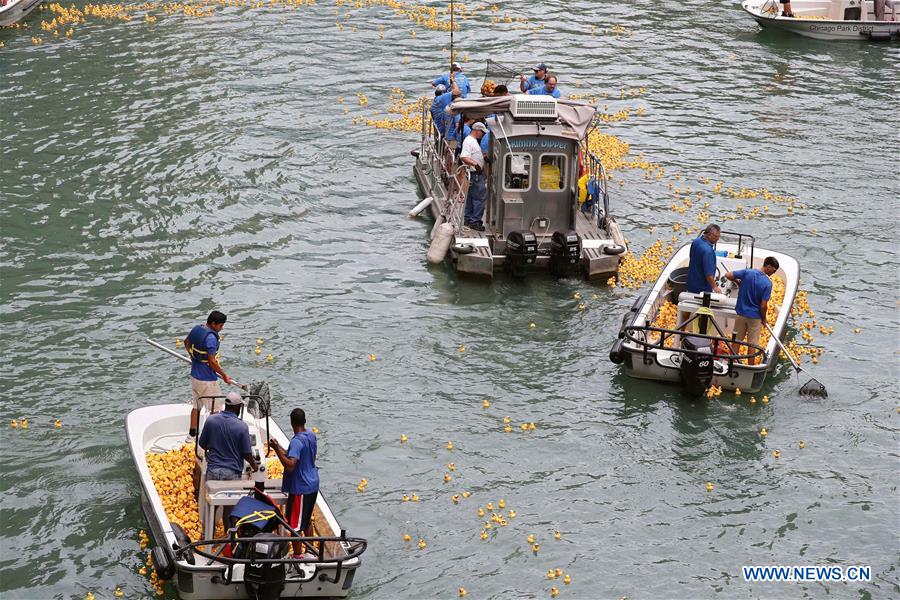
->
xmin=450 ymin=0 xmax=454 ymax=68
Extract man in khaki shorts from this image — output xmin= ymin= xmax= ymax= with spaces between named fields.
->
xmin=725 ymin=257 xmax=780 ymax=362
xmin=183 ymin=311 xmax=233 ymax=442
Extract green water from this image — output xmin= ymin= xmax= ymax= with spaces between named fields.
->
xmin=1 ymin=1 xmax=898 ymax=598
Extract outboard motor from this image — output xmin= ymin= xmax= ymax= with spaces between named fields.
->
xmin=230 ymin=496 xmax=289 ymax=600
xmin=680 ymin=335 xmax=714 ymax=397
xmin=240 ymin=532 xmax=289 ymax=600
xmin=549 ymin=230 xmax=581 ymax=277
xmin=505 ymin=230 xmax=538 ymax=277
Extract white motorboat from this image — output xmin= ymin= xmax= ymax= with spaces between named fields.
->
xmin=126 ymin=399 xmax=366 ymax=599
xmin=742 ymin=0 xmax=900 ymax=40
xmin=0 ymin=0 xmax=43 ymax=27
xmin=609 ymin=232 xmax=800 ymax=395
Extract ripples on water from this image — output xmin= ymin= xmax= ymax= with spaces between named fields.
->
xmin=1 ymin=1 xmax=898 ymax=598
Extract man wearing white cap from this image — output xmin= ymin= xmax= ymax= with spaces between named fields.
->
xmin=460 ymin=122 xmax=488 ymax=230
xmin=432 ymin=62 xmax=471 ymax=98
xmin=198 ymin=392 xmax=259 ymax=482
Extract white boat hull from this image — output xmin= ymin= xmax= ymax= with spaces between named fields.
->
xmin=610 ymin=241 xmax=800 ymax=394
xmin=126 ymin=403 xmax=362 ymax=599
xmin=742 ymin=0 xmax=900 ymax=40
xmin=0 ymin=0 xmax=43 ymax=26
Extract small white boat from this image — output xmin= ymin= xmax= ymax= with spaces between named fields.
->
xmin=126 ymin=400 xmax=366 ymax=599
xmin=609 ymin=232 xmax=799 ymax=395
xmin=0 ymin=0 xmax=43 ymax=27
xmin=742 ymin=0 xmax=900 ymax=40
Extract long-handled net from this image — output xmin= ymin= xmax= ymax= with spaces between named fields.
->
xmin=482 ymin=59 xmax=519 ymax=92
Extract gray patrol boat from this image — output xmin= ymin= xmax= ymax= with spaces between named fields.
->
xmin=411 ymin=95 xmax=628 ymax=280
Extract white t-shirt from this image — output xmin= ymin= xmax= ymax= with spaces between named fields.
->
xmin=460 ymin=134 xmax=484 ymax=170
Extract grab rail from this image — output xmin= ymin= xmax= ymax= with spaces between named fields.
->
xmin=174 ymin=533 xmax=367 ymax=566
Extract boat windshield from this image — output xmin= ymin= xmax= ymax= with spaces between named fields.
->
xmin=539 ymin=154 xmax=566 ymax=191
xmin=504 ymin=154 xmax=531 ymax=191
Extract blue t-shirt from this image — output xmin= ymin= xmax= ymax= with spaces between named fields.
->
xmin=480 ymin=131 xmax=491 ymax=154
xmin=431 ymin=91 xmax=455 ymax=137
xmin=188 ymin=326 xmax=219 ymax=381
xmin=198 ymin=411 xmax=251 ymax=474
xmin=433 ymin=73 xmax=470 ymax=97
xmin=526 ymin=85 xmax=561 ymax=99
xmin=687 ymin=236 xmax=717 ymax=293
xmin=522 ymin=74 xmax=546 ymax=92
xmin=282 ymin=430 xmax=320 ymax=495
xmin=732 ymin=269 xmax=773 ymax=319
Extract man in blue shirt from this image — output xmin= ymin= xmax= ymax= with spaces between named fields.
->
xmin=198 ymin=392 xmax=258 ymax=524
xmin=725 ymin=256 xmax=780 ymax=358
xmin=526 ymin=74 xmax=562 ymax=99
xmin=519 ymin=62 xmax=548 ymax=93
xmin=429 ymin=84 xmax=448 ymax=139
xmin=270 ymin=408 xmax=320 ymax=553
xmin=432 ymin=62 xmax=470 ymax=98
xmin=686 ymin=224 xmax=722 ymax=294
xmin=184 ymin=310 xmax=234 ymax=442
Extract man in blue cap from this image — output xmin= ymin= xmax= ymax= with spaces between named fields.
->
xmin=686 ymin=224 xmax=722 ymax=294
xmin=520 ymin=62 xmax=548 ymax=93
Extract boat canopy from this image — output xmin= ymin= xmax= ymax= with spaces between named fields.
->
xmin=447 ymin=97 xmax=597 ymax=139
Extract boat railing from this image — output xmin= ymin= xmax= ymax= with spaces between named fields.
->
xmin=623 ymin=309 xmax=767 ymax=371
xmin=173 ymin=533 xmax=367 ymax=583
xmin=584 ymin=150 xmax=611 ymax=228
xmin=718 ymin=230 xmax=755 ymax=267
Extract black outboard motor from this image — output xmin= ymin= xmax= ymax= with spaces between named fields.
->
xmin=680 ymin=335 xmax=714 ymax=397
xmin=240 ymin=532 xmax=289 ymax=600
xmin=549 ymin=230 xmax=581 ymax=277
xmin=505 ymin=230 xmax=538 ymax=277
xmin=230 ymin=496 xmax=289 ymax=600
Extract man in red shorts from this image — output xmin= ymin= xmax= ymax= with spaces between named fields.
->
xmin=269 ymin=408 xmax=319 ymax=556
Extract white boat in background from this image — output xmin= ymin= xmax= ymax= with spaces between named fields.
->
xmin=742 ymin=0 xmax=900 ymax=40
xmin=0 ymin=0 xmax=43 ymax=27
xmin=126 ymin=400 xmax=366 ymax=599
xmin=609 ymin=232 xmax=800 ymax=396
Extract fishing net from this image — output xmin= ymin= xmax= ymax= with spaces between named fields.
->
xmin=799 ymin=377 xmax=827 ymax=398
xmin=481 ymin=59 xmax=519 ymax=92
xmin=247 ymin=380 xmax=272 ymax=418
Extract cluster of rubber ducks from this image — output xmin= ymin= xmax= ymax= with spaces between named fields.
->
xmin=648 ymin=301 xmax=678 ymax=347
xmin=353 ymin=88 xmax=429 ymax=132
xmin=335 ymin=0 xmax=499 ymax=33
xmin=615 ymin=239 xmax=676 ymax=289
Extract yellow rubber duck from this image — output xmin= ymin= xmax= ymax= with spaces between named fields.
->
xmin=554 ymin=530 xmax=561 ymax=540
xmin=854 ymin=328 xmax=860 ymax=333
xmin=20 ymin=418 xmax=27 ymax=429
xmin=760 ymin=428 xmax=768 ymax=437
xmin=417 ymin=539 xmax=426 ymax=550
xmin=458 ymin=587 xmax=468 ymax=597
xmin=486 ymin=502 xmax=493 ymax=511
xmin=578 ymin=303 xmax=586 ymax=311
xmin=503 ymin=416 xmax=511 ymax=424
xmin=508 ymin=510 xmax=516 ymax=518
xmin=482 ymin=399 xmax=490 ymax=409
xmin=520 ymin=423 xmax=528 ymax=432
xmin=411 ymin=494 xmax=420 ymax=502
xmin=266 ymin=354 xmax=273 ymax=362
xmin=443 ymin=474 xmax=452 ymax=483
xmin=734 ymin=388 xmax=741 ymax=396
xmin=706 ymin=482 xmax=714 ymax=492
xmin=446 ymin=441 xmax=454 ymax=450
xmin=368 ymin=354 xmax=376 ymax=362
xmin=532 ymin=543 xmax=540 ymax=553
xmin=452 ymin=495 xmax=460 ymax=503
xmin=527 ymin=533 xmax=535 ymax=544
xmin=138 ymin=567 xmax=147 ymax=576
xmin=498 ymin=499 xmax=506 ymax=509
xmin=547 ymin=570 xmax=556 ymax=579
xmin=530 ymin=323 xmax=537 ymax=329
xmin=504 ymin=424 xmax=512 ymax=433
xmin=311 ymin=427 xmax=319 ymax=434
xmin=798 ymin=441 xmax=806 ymax=449
xmin=403 ymin=533 xmax=411 ymax=542
xmin=400 ymin=434 xmax=408 ymax=443
xmin=573 ymin=292 xmax=581 ymax=300
xmin=550 ymin=587 xmax=559 ymax=597
xmin=255 ymin=347 xmax=262 ymax=355
xmin=750 ymin=396 xmax=757 ymax=404
xmin=11 ymin=420 xmax=18 ymax=429
xmin=86 ymin=593 xmax=95 ymax=600
xmin=480 ymin=530 xmax=488 ymax=540
xmin=175 ymin=339 xmax=183 ymax=347
xmin=357 ymin=484 xmax=365 ymax=493
xmin=458 ymin=345 xmax=466 ymax=353
xmin=773 ymin=450 xmax=781 ymax=459
xmin=402 ymin=495 xmax=409 ymax=502
xmin=448 ymin=462 xmax=455 ymax=471
xmin=114 ymin=587 xmax=124 ymax=598
xmin=563 ymin=574 xmax=571 ymax=585
xmin=528 ymin=422 xmax=536 ymax=431
xmin=257 ymin=338 xmax=263 ymax=345
xmin=762 ymin=396 xmax=769 ymax=404
xmin=54 ymin=419 xmax=62 ymax=428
